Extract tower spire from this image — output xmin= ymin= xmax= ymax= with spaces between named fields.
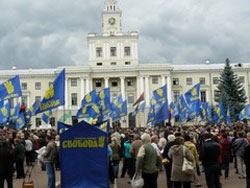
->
xmin=104 ymin=0 xmax=119 ymax=12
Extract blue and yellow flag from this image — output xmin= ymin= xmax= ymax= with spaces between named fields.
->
xmin=81 ymin=90 xmax=97 ymax=106
xmin=0 ymin=102 xmax=10 ymax=124
xmin=238 ymin=105 xmax=250 ymax=120
xmin=0 ymin=75 xmax=22 ymax=101
xmin=153 ymin=84 xmax=167 ymax=104
xmin=154 ymin=101 xmax=168 ymax=124
xmin=111 ymin=95 xmax=123 ymax=120
xmin=27 ymin=102 xmax=39 ymax=119
xmin=226 ymin=107 xmax=232 ymax=126
xmin=170 ymin=102 xmax=178 ymax=119
xmin=187 ymin=99 xmax=201 ymax=120
xmin=97 ymin=120 xmax=110 ymax=132
xmin=185 ymin=83 xmax=200 ymax=104
xmin=76 ymin=103 xmax=100 ymax=119
xmin=120 ymin=100 xmax=127 ymax=117
xmin=97 ymin=88 xmax=112 ymax=116
xmin=213 ymin=103 xmax=225 ymax=124
xmin=176 ymin=95 xmax=188 ymax=122
xmin=42 ymin=110 xmax=53 ymax=124
xmin=9 ymin=103 xmax=21 ymax=122
xmin=36 ymin=69 xmax=65 ymax=114
xmin=16 ymin=113 xmax=25 ymax=130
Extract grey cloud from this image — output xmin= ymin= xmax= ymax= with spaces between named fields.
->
xmin=1 ymin=0 xmax=250 ymax=69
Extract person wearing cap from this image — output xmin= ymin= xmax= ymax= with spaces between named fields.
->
xmin=136 ymin=133 xmax=161 ymax=188
xmin=162 ymin=134 xmax=176 ymax=188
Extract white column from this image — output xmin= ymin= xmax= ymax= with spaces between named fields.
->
xmin=64 ymin=78 xmax=68 ymax=109
xmin=120 ymin=77 xmax=125 ymax=100
xmin=27 ymin=95 xmax=30 ymax=108
xmin=136 ymin=76 xmax=140 ymax=98
xmin=167 ymin=76 xmax=172 ymax=104
xmin=161 ymin=75 xmax=166 ymax=86
xmin=89 ymin=78 xmax=93 ymax=91
xmin=145 ymin=76 xmax=150 ymax=106
xmin=80 ymin=77 xmax=84 ymax=100
xmin=105 ymin=77 xmax=109 ymax=88
xmin=206 ymin=90 xmax=209 ymax=103
xmin=86 ymin=78 xmax=90 ymax=94
xmin=140 ymin=76 xmax=144 ymax=95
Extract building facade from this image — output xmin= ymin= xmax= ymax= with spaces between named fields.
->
xmin=1 ymin=0 xmax=250 ymax=127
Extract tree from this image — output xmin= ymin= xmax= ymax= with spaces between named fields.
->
xmin=215 ymin=58 xmax=247 ymax=122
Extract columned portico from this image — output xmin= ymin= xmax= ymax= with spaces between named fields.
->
xmin=145 ymin=76 xmax=150 ymax=106
xmin=86 ymin=78 xmax=90 ymax=94
xmin=167 ymin=76 xmax=172 ymax=104
xmin=104 ymin=77 xmax=109 ymax=88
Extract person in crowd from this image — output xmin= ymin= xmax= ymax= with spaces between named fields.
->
xmin=233 ymin=132 xmax=249 ymax=179
xmin=0 ymin=139 xmax=14 ymax=188
xmin=168 ymin=136 xmax=193 ymax=188
xmin=151 ymin=135 xmax=161 ymax=156
xmin=244 ymin=141 xmax=250 ymax=188
xmin=158 ymin=132 xmax=167 ymax=153
xmin=54 ymin=135 xmax=60 ymax=170
xmin=184 ymin=134 xmax=201 ymax=187
xmin=162 ymin=134 xmax=176 ymax=188
xmin=24 ymin=134 xmax=33 ymax=166
xmin=199 ymin=132 xmax=221 ymax=188
xmin=120 ymin=135 xmax=133 ymax=180
xmin=130 ymin=134 xmax=143 ymax=177
xmin=136 ymin=133 xmax=161 ymax=188
xmin=219 ymin=133 xmax=232 ymax=179
xmin=13 ymin=138 xmax=25 ymax=179
xmin=108 ymin=139 xmax=114 ymax=184
xmin=43 ymin=135 xmax=58 ymax=188
xmin=109 ymin=137 xmax=121 ymax=181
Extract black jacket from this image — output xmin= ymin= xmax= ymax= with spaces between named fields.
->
xmin=244 ymin=145 xmax=250 ymax=177
xmin=199 ymin=139 xmax=220 ymax=166
xmin=0 ymin=146 xmax=13 ymax=175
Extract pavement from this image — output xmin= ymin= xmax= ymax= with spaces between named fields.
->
xmin=10 ymin=162 xmax=247 ymax=188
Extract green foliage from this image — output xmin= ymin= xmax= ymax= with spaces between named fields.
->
xmin=215 ymin=58 xmax=247 ymax=121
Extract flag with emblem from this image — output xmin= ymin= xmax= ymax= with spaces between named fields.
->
xmin=0 ymin=102 xmax=10 ymax=124
xmin=16 ymin=113 xmax=25 ymax=130
xmin=111 ymin=95 xmax=123 ymax=120
xmin=226 ymin=107 xmax=232 ymax=126
xmin=76 ymin=103 xmax=100 ymax=119
xmin=238 ymin=105 xmax=250 ymax=120
xmin=36 ymin=69 xmax=65 ymax=114
xmin=213 ymin=103 xmax=225 ymax=124
xmin=9 ymin=103 xmax=21 ymax=122
xmin=185 ymin=83 xmax=200 ymax=104
xmin=27 ymin=102 xmax=39 ymax=119
xmin=0 ymin=75 xmax=22 ymax=101
xmin=154 ymin=101 xmax=168 ymax=124
xmin=97 ymin=88 xmax=112 ymax=117
xmin=169 ymin=102 xmax=178 ymax=119
xmin=42 ymin=110 xmax=53 ymax=124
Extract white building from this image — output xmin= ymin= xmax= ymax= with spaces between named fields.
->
xmin=1 ymin=0 xmax=250 ymax=127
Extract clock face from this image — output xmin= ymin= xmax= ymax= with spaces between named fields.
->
xmin=108 ymin=17 xmax=116 ymax=25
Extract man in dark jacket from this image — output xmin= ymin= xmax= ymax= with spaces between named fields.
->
xmin=244 ymin=143 xmax=250 ymax=188
xmin=199 ymin=132 xmax=221 ymax=188
xmin=13 ymin=138 xmax=25 ymax=179
xmin=0 ymin=140 xmax=13 ymax=188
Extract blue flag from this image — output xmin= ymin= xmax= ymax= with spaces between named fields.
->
xmin=187 ymin=100 xmax=201 ymax=120
xmin=16 ymin=113 xmax=25 ymax=130
xmin=226 ymin=107 xmax=232 ymax=126
xmin=147 ymin=99 xmax=156 ymax=124
xmin=57 ymin=121 xmax=73 ymax=134
xmin=213 ymin=103 xmax=225 ymax=124
xmin=97 ymin=88 xmax=112 ymax=116
xmin=120 ymin=100 xmax=127 ymax=117
xmin=27 ymin=102 xmax=39 ymax=119
xmin=0 ymin=102 xmax=10 ymax=124
xmin=42 ymin=110 xmax=52 ymax=124
xmin=132 ymin=105 xmax=139 ymax=117
xmin=153 ymin=84 xmax=167 ymax=104
xmin=111 ymin=95 xmax=123 ymax=120
xmin=76 ymin=104 xmax=100 ymax=119
xmin=9 ymin=103 xmax=21 ymax=122
xmin=81 ymin=90 xmax=97 ymax=106
xmin=36 ymin=69 xmax=65 ymax=114
xmin=154 ymin=101 xmax=168 ymax=124
xmin=0 ymin=75 xmax=22 ymax=101
xmin=238 ymin=105 xmax=250 ymax=120
xmin=185 ymin=83 xmax=200 ymax=104
xmin=176 ymin=95 xmax=188 ymax=122
xmin=139 ymin=102 xmax=146 ymax=113
xmin=170 ymin=102 xmax=178 ymax=119
xmin=97 ymin=120 xmax=111 ymax=132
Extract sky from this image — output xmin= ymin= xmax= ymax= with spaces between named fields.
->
xmin=0 ymin=0 xmax=250 ymax=70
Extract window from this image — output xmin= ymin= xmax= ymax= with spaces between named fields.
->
xmin=96 ymin=47 xmax=102 ymax=57
xmin=186 ymin=78 xmax=192 ymax=85
xmin=35 ymin=118 xmax=41 ymax=127
xmin=128 ymin=95 xmax=134 ymax=104
xmin=124 ymin=47 xmax=131 ymax=56
xmin=213 ymin=77 xmax=219 ymax=85
xmin=200 ymin=77 xmax=206 ymax=85
xmin=35 ymin=82 xmax=41 ymax=90
xmin=71 ymin=78 xmax=77 ymax=87
xmin=71 ymin=93 xmax=78 ymax=106
xmin=127 ymin=79 xmax=134 ymax=86
xmin=95 ymin=80 xmax=102 ymax=87
xmin=173 ymin=78 xmax=179 ymax=86
xmin=110 ymin=47 xmax=116 ymax=56
xmin=111 ymin=62 xmax=117 ymax=65
xmin=214 ymin=90 xmax=220 ymax=99
xmin=97 ymin=62 xmax=102 ymax=66
xmin=35 ymin=96 xmax=41 ymax=105
xmin=173 ymin=91 xmax=180 ymax=102
xmin=201 ymin=91 xmax=206 ymax=102
xmin=239 ymin=76 xmax=245 ymax=83
xmin=50 ymin=117 xmax=55 ymax=126
xmin=21 ymin=96 xmax=28 ymax=105
xmin=125 ymin=62 xmax=131 ymax=65
xmin=21 ymin=82 xmax=27 ymax=90
xmin=111 ymin=80 xmax=118 ymax=87
xmin=152 ymin=76 xmax=159 ymax=84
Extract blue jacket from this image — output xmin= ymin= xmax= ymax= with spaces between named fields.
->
xmin=124 ymin=141 xmax=132 ymax=159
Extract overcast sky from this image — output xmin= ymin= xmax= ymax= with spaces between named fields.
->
xmin=0 ymin=0 xmax=250 ymax=70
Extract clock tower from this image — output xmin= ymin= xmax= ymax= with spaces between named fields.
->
xmin=102 ymin=0 xmax=122 ymax=34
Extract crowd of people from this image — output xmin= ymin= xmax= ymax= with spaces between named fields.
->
xmin=0 ymin=121 xmax=250 ymax=188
